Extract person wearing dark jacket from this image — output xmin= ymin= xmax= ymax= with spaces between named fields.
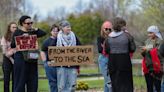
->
xmin=105 ymin=17 xmax=136 ymax=92
xmin=11 ymin=15 xmax=46 ymax=92
xmin=159 ymin=41 xmax=164 ymax=92
xmin=40 ymin=24 xmax=59 ymax=92
xmin=141 ymin=25 xmax=163 ymax=92
xmin=97 ymin=21 xmax=112 ymax=92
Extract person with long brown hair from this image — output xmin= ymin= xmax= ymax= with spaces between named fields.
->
xmin=1 ymin=22 xmax=17 ymax=92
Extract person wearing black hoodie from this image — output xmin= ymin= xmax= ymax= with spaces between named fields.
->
xmin=11 ymin=15 xmax=46 ymax=92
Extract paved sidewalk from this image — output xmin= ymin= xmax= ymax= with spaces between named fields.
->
xmin=78 ymin=77 xmax=103 ymax=81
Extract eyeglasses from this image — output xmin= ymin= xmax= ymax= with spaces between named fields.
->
xmin=24 ymin=22 xmax=33 ymax=25
xmin=104 ymin=28 xmax=111 ymax=32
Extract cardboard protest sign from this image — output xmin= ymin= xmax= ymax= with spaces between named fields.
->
xmin=15 ymin=35 xmax=38 ymax=51
xmin=48 ymin=45 xmax=94 ymax=66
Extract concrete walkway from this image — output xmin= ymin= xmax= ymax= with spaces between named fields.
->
xmin=78 ymin=77 xmax=103 ymax=81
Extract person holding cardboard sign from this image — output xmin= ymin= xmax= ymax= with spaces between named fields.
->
xmin=11 ymin=15 xmax=46 ymax=92
xmin=40 ymin=24 xmax=60 ymax=92
xmin=56 ymin=20 xmax=81 ymax=92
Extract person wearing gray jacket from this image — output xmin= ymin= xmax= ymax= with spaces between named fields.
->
xmin=105 ymin=17 xmax=136 ymax=92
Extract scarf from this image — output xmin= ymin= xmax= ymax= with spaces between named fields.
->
xmin=57 ymin=30 xmax=76 ymax=46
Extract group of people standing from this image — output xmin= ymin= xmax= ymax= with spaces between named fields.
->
xmin=41 ymin=20 xmax=81 ymax=92
xmin=97 ymin=17 xmax=135 ymax=92
xmin=1 ymin=15 xmax=80 ymax=92
xmin=1 ymin=15 xmax=164 ymax=92
xmin=1 ymin=15 xmax=46 ymax=92
xmin=97 ymin=17 xmax=164 ymax=92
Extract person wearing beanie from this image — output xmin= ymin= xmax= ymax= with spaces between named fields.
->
xmin=60 ymin=20 xmax=71 ymax=29
xmin=56 ymin=20 xmax=81 ymax=92
xmin=11 ymin=15 xmax=46 ymax=92
xmin=97 ymin=21 xmax=112 ymax=92
xmin=141 ymin=25 xmax=163 ymax=92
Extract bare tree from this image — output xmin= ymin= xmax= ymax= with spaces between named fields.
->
xmin=91 ymin=0 xmax=133 ymax=20
xmin=0 ymin=0 xmax=19 ymax=35
xmin=0 ymin=0 xmax=27 ymax=36
xmin=50 ymin=6 xmax=67 ymax=20
xmin=140 ymin=0 xmax=164 ymax=31
xmin=20 ymin=0 xmax=34 ymax=15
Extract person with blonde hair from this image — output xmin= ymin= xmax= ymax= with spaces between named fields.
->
xmin=97 ymin=21 xmax=112 ymax=92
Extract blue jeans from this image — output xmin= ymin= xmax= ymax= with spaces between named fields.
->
xmin=98 ymin=54 xmax=112 ymax=92
xmin=57 ymin=67 xmax=77 ymax=92
xmin=161 ymin=81 xmax=164 ymax=92
xmin=44 ymin=61 xmax=57 ymax=92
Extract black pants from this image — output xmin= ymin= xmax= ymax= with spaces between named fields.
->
xmin=2 ymin=55 xmax=14 ymax=92
xmin=144 ymin=73 xmax=161 ymax=92
xmin=14 ymin=52 xmax=38 ymax=92
xmin=108 ymin=54 xmax=133 ymax=92
xmin=110 ymin=70 xmax=133 ymax=92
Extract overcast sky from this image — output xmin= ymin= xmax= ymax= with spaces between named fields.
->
xmin=29 ymin=0 xmax=91 ymax=19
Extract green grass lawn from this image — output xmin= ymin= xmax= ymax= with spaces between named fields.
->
xmin=78 ymin=79 xmax=104 ymax=88
xmin=0 ymin=62 xmax=142 ymax=76
xmin=38 ymin=80 xmax=50 ymax=92
xmin=80 ymin=67 xmax=99 ymax=74
xmin=0 ymin=76 xmax=146 ymax=92
xmin=37 ymin=65 xmax=100 ymax=75
xmin=38 ymin=65 xmax=46 ymax=76
xmin=0 ymin=64 xmax=146 ymax=91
